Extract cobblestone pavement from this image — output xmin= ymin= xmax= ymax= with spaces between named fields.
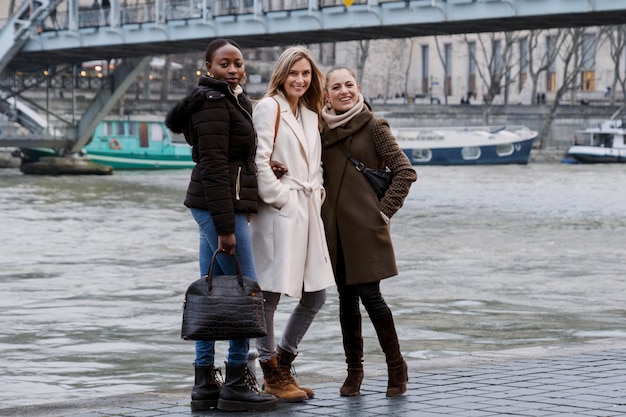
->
xmin=3 ymin=339 xmax=626 ymax=417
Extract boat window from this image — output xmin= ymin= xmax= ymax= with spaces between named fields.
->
xmin=116 ymin=122 xmax=125 ymax=135
xmin=151 ymin=123 xmax=164 ymax=142
xmin=601 ymin=134 xmax=613 ymax=148
xmin=496 ymin=143 xmax=514 ymax=156
xmin=461 ymin=146 xmax=481 ymax=160
xmin=412 ymin=149 xmax=432 ymax=162
xmin=101 ymin=122 xmax=110 ymax=136
xmin=127 ymin=122 xmax=137 ymax=136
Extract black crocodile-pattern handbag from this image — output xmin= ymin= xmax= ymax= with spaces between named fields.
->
xmin=182 ymin=252 xmax=267 ymax=341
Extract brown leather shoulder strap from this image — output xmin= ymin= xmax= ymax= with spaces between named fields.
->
xmin=271 ymin=97 xmax=280 ymax=145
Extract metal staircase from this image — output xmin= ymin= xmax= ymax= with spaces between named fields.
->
xmin=0 ymin=0 xmax=68 ymax=146
xmin=0 ymin=0 xmax=150 ymax=153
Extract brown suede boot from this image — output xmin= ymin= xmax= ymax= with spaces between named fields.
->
xmin=386 ymin=358 xmax=408 ymax=397
xmin=339 ymin=307 xmax=364 ymax=396
xmin=259 ymin=355 xmax=308 ymax=402
xmin=371 ymin=309 xmax=408 ymax=397
xmin=277 ymin=346 xmax=314 ymax=398
xmin=340 ymin=367 xmax=364 ymax=397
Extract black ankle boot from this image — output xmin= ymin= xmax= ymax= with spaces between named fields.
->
xmin=191 ymin=364 xmax=222 ymax=411
xmin=217 ymin=363 xmax=277 ymax=411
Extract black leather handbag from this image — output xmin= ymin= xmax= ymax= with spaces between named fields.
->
xmin=181 ymin=252 xmax=267 ymax=341
xmin=338 ymin=142 xmax=393 ymax=200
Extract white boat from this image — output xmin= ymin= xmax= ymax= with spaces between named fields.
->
xmin=564 ymin=108 xmax=626 ymax=164
xmin=392 ymin=125 xmax=537 ymax=165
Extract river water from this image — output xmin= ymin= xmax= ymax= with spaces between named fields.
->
xmin=1 ymin=163 xmax=625 ymax=408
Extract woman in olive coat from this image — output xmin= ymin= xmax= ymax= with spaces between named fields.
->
xmin=320 ymin=66 xmax=417 ymax=398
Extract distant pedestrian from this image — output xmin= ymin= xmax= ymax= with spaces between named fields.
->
xmin=49 ymin=7 xmax=59 ymax=29
xmin=102 ymin=0 xmax=110 ymax=23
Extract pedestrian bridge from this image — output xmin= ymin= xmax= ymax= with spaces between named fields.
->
xmin=2 ymin=0 xmax=626 ymax=153
xmin=6 ymin=0 xmax=626 ymax=71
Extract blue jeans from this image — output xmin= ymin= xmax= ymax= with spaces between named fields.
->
xmin=190 ymin=208 xmax=258 ymax=367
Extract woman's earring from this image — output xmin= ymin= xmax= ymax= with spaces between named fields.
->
xmin=326 ymin=101 xmax=332 ymax=109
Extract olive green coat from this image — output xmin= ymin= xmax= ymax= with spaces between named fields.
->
xmin=321 ymin=105 xmax=417 ymax=285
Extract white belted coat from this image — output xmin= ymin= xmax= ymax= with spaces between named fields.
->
xmin=250 ymin=94 xmax=335 ymax=298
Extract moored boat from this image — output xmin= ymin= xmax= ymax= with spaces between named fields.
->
xmin=393 ymin=125 xmax=537 ymax=165
xmin=564 ymin=111 xmax=626 ymax=163
xmin=82 ymin=117 xmax=193 ymax=170
xmin=20 ymin=155 xmax=113 ymax=175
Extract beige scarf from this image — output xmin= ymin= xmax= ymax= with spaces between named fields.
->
xmin=322 ymin=93 xmax=365 ymax=130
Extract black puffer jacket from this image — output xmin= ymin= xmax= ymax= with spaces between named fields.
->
xmin=165 ymin=76 xmax=257 ymax=235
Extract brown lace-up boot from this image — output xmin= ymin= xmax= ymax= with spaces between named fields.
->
xmin=277 ymin=346 xmax=314 ymax=398
xmin=259 ymin=355 xmax=308 ymax=402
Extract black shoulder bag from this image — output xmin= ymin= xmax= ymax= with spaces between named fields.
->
xmin=338 ymin=141 xmax=393 ymax=200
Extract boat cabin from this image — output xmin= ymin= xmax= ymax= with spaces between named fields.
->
xmin=574 ymin=119 xmax=626 ymax=149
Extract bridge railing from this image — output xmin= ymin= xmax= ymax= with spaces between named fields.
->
xmin=27 ymin=0 xmax=413 ymax=33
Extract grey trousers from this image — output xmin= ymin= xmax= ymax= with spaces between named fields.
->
xmin=255 ymin=289 xmax=326 ymax=362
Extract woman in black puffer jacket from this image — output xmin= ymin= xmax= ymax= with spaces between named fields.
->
xmin=165 ymin=38 xmax=276 ymax=413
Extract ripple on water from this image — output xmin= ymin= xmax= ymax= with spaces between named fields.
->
xmin=1 ymin=165 xmax=625 ymax=407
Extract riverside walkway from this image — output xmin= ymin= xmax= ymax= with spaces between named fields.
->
xmin=2 ymin=338 xmax=625 ymax=417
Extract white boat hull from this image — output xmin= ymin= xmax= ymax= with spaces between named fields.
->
xmin=565 ymin=145 xmax=626 ymax=163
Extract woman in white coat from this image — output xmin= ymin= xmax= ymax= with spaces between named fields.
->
xmin=250 ymin=46 xmax=335 ymax=402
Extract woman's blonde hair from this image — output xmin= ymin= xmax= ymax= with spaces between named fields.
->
xmin=266 ymin=46 xmax=325 ymax=117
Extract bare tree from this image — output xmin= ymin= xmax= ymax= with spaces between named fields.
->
xmin=433 ymin=35 xmax=450 ymax=105
xmin=355 ymin=40 xmax=369 ymax=85
xmin=602 ymin=25 xmax=626 ymax=105
xmin=539 ymin=27 xmax=589 ymax=148
xmin=526 ymin=29 xmax=566 ymax=105
xmin=501 ymin=32 xmax=521 ymax=106
xmin=360 ymin=39 xmax=405 ymax=103
xmin=464 ymin=31 xmax=520 ymax=124
xmin=403 ymin=38 xmax=415 ymax=102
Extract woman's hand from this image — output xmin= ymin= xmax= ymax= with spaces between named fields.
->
xmin=270 ymin=160 xmax=288 ymax=179
xmin=218 ymin=234 xmax=236 ymax=255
